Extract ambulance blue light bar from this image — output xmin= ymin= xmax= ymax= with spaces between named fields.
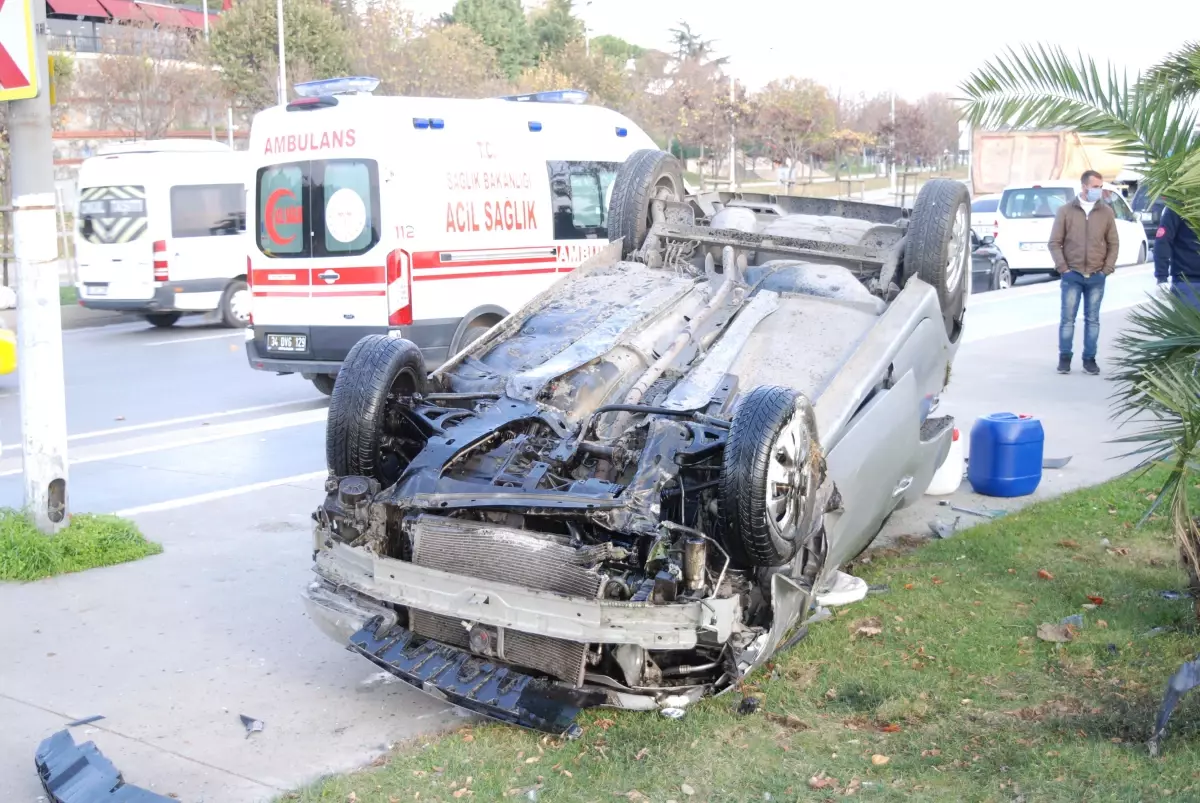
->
xmin=497 ymin=89 xmax=588 ymax=105
xmin=294 ymin=76 xmax=380 ymax=98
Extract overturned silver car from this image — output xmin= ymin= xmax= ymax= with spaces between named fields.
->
xmin=305 ymin=150 xmax=968 ymax=734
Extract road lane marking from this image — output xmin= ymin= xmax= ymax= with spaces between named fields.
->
xmin=0 ymin=398 xmax=326 ymax=452
xmin=144 ymin=331 xmax=244 ymax=346
xmin=0 ymin=408 xmax=327 ymax=476
xmin=114 ymin=470 xmax=328 ymax=516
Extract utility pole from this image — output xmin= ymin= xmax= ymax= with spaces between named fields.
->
xmin=889 ymin=90 xmax=896 ymax=197
xmin=276 ymin=0 xmax=287 ymax=106
xmin=203 ymin=0 xmax=214 ymax=140
xmin=11 ymin=0 xmax=69 ymax=532
xmin=728 ymin=74 xmax=737 ymax=191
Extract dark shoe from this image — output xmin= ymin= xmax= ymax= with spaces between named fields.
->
xmin=1083 ymin=358 xmax=1100 ymax=375
xmin=1057 ymin=355 xmax=1071 ymax=374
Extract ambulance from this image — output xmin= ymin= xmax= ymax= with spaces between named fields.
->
xmin=244 ymin=77 xmax=660 ymax=395
xmin=75 ymin=140 xmax=250 ymax=328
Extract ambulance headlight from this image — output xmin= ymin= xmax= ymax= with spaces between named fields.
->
xmin=294 ymin=77 xmax=380 ymax=98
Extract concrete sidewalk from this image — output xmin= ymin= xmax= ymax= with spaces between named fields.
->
xmin=0 ymin=479 xmax=462 ymax=802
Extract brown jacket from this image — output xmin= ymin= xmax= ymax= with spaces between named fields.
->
xmin=1048 ymin=197 xmax=1119 ymax=276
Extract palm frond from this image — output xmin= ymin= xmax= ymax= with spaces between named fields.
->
xmin=1110 ymin=290 xmax=1200 ymax=417
xmin=1140 ymin=41 xmax=1200 ymax=102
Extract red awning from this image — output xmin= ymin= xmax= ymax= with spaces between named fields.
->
xmin=46 ymin=0 xmax=110 ymax=17
xmin=134 ymin=1 xmax=189 ymax=25
xmin=176 ymin=8 xmax=216 ymax=28
xmin=97 ymin=0 xmax=150 ymax=21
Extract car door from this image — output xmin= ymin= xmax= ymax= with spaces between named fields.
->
xmin=1111 ymin=195 xmax=1143 ymax=263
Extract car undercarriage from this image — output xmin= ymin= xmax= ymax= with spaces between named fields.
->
xmin=304 ymin=149 xmax=969 ymax=733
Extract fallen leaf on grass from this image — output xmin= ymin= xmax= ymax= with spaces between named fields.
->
xmin=624 ymin=791 xmax=650 ymax=802
xmin=1036 ymin=623 xmax=1074 ymax=643
xmin=1037 ymin=570 xmax=1055 ymax=581
xmin=1057 ymin=539 xmax=1080 ymax=549
xmin=525 ymin=756 xmax=540 ymax=764
xmin=1098 ymin=620 xmax=1108 ymax=629
xmin=594 ymin=718 xmax=615 ymax=731
xmin=1087 ymin=596 xmax=1104 ymax=605
xmin=851 ymin=617 xmax=883 ymax=639
xmin=871 ymin=754 xmax=890 ymax=766
xmin=346 ymin=794 xmax=358 ymax=803
xmin=808 ymin=774 xmax=838 ymax=790
xmin=680 ymin=783 xmax=695 ymax=796
xmin=904 ymin=583 xmax=914 ymax=590
xmin=931 ymin=577 xmax=943 ymax=585
xmin=452 ymin=789 xmax=472 ymax=799
xmin=879 ymin=723 xmax=902 ymax=733
xmin=1107 ymin=547 xmax=1131 ymax=556
xmin=462 ymin=734 xmax=474 ymax=743
xmin=634 ymin=747 xmax=650 ymax=761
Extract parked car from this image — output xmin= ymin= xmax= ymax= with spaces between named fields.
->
xmin=994 ymin=179 xmax=1147 ymax=280
xmin=302 ymin=149 xmax=967 ymax=734
xmin=1131 ymin=184 xmax=1167 ymax=250
xmin=971 ymin=231 xmax=1011 ymax=292
xmin=970 ymin=193 xmax=1002 ymax=241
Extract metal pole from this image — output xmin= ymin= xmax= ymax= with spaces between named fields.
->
xmin=276 ymin=0 xmax=287 ymax=106
xmin=728 ymin=75 xmax=736 ymax=191
xmin=203 ymin=0 xmax=214 ymax=140
xmin=11 ymin=0 xmax=69 ymax=532
xmin=227 ymin=105 xmax=234 ymax=149
xmin=889 ymin=90 xmax=896 ymax=197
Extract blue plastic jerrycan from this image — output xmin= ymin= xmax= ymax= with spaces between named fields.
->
xmin=967 ymin=412 xmax=1044 ymax=497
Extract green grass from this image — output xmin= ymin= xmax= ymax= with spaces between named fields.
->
xmin=0 ymin=509 xmax=162 ymax=581
xmin=59 ymin=284 xmax=77 ymax=306
xmin=287 ymin=471 xmax=1200 ymax=802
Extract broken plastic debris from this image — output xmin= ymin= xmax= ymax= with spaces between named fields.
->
xmin=805 ymin=606 xmax=833 ymax=625
xmin=1060 ymin=614 xmax=1084 ymax=629
xmin=1161 ymin=590 xmax=1187 ymax=600
xmin=65 ymin=715 xmax=105 ymax=727
xmin=1042 ymin=456 xmax=1072 ymax=469
xmin=239 ymin=714 xmax=264 ymax=738
xmin=660 ymin=707 xmax=686 ymax=720
xmin=1149 ymin=657 xmax=1200 ymax=756
xmin=1036 ymin=623 xmax=1074 ymax=643
xmin=737 ymin=696 xmax=761 ymax=715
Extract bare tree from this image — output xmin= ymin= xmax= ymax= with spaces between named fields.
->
xmin=79 ymin=23 xmax=215 ymax=139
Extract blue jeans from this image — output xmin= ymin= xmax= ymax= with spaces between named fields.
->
xmin=1059 ymin=270 xmax=1106 ymax=360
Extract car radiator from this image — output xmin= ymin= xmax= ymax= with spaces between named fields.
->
xmin=409 ymin=515 xmax=605 ymax=686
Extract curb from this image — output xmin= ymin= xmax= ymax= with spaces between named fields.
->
xmin=0 ymin=305 xmax=142 ymax=332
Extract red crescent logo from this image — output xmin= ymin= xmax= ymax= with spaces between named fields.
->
xmin=264 ymin=188 xmax=297 ymax=246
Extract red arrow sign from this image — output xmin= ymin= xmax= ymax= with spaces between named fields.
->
xmin=0 ymin=0 xmax=31 ymax=90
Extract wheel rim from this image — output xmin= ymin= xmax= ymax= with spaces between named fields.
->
xmin=766 ymin=412 xmax=808 ymax=533
xmin=945 ymin=205 xmax=968 ymax=294
xmin=644 ymin=176 xmax=679 ymax=232
xmin=998 ymin=264 xmax=1011 ymax=290
xmin=229 ymin=287 xmax=251 ymax=323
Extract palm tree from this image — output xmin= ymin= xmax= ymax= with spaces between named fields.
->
xmin=961 ymin=43 xmax=1200 ymax=614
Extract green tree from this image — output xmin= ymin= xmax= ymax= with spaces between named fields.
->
xmin=751 ymin=77 xmax=836 ymax=189
xmin=590 ymin=34 xmax=644 ymax=64
xmin=528 ymin=0 xmax=583 ymax=60
xmin=204 ymin=0 xmax=351 ymax=111
xmin=516 ymin=39 xmax=628 ymax=109
xmin=447 ymin=0 xmax=535 ymax=80
xmin=962 ymin=43 xmax=1200 ymax=611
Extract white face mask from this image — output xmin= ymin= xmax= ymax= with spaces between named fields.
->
xmin=1085 ymin=187 xmax=1103 ymax=203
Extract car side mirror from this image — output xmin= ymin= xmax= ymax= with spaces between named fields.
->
xmin=980 ymin=235 xmax=995 ymax=246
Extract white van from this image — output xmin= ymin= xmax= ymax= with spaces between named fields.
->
xmin=993 ymin=179 xmax=1148 ymax=280
xmin=75 ymin=140 xmax=250 ymax=328
xmin=244 ymin=79 xmax=660 ymax=395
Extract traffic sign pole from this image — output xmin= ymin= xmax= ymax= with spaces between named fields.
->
xmin=9 ymin=0 xmax=69 ymax=532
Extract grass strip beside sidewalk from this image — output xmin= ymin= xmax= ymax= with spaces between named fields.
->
xmin=0 ymin=509 xmax=161 ymax=581
xmin=291 ymin=471 xmax=1200 ymax=802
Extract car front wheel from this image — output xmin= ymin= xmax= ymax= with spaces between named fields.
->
xmin=992 ymin=261 xmax=1012 ymax=291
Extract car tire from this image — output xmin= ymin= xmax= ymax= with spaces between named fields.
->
xmin=717 ymin=385 xmax=824 ymax=568
xmin=992 ymin=261 xmax=1012 ymax=291
xmin=326 ymin=335 xmax=428 ymax=485
xmin=451 ymin=314 xmax=503 ymax=356
xmin=904 ymin=179 xmax=971 ymax=339
xmin=219 ymin=279 xmax=251 ymax=328
xmin=311 ymin=374 xmax=336 ymax=396
xmin=1009 ymin=269 xmax=1022 ymax=283
xmin=144 ymin=312 xmax=181 ymax=328
xmin=607 ymin=149 xmax=684 ymax=258
xmin=1138 ymin=242 xmax=1147 ymax=264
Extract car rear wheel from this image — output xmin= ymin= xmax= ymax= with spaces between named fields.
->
xmin=992 ymin=261 xmax=1012 ymax=291
xmin=144 ymin=312 xmax=180 ymax=328
xmin=1138 ymin=242 xmax=1148 ymax=264
xmin=326 ymin=335 xmax=428 ymax=486
xmin=311 ymin=374 xmax=336 ymax=396
xmin=219 ymin=279 xmax=251 ymax=328
xmin=718 ymin=385 xmax=824 ymax=568
xmin=607 ymin=149 xmax=684 ymax=258
xmin=904 ymin=179 xmax=971 ymax=339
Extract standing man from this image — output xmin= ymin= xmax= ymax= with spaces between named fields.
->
xmin=1154 ymin=205 xmax=1200 ymax=310
xmin=1049 ymin=170 xmax=1120 ymax=375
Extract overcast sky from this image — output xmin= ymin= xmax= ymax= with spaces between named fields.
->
xmin=400 ymin=0 xmax=1197 ymax=99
